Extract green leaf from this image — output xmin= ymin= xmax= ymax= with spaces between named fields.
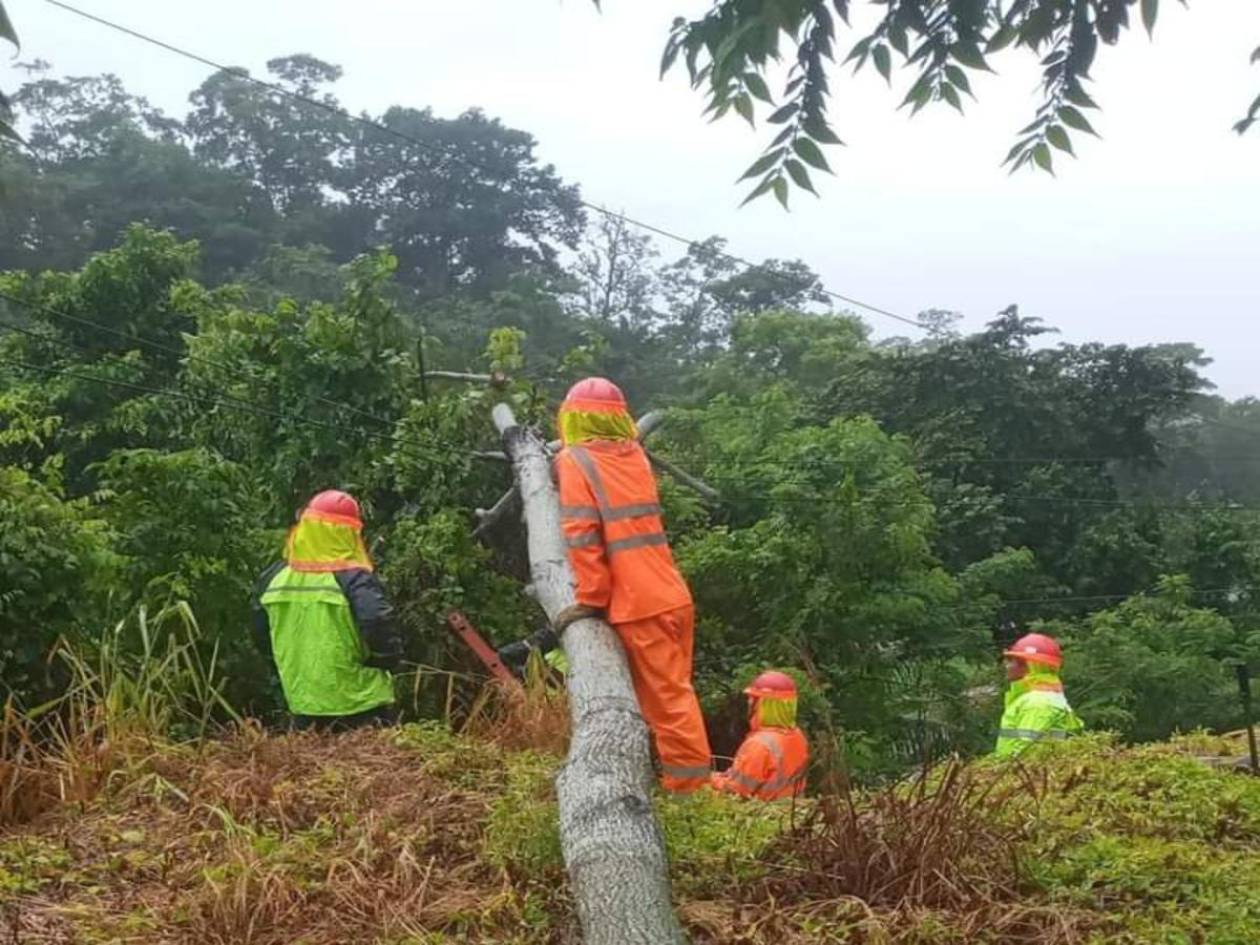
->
xmin=873 ymin=44 xmax=892 ymax=83
xmin=1002 ymin=137 xmax=1035 ymax=165
xmin=945 ymin=65 xmax=973 ymax=96
xmin=770 ymin=125 xmax=796 ymax=147
xmin=951 ymin=42 xmax=991 ymax=72
xmin=744 ymin=72 xmax=773 ymax=103
xmin=772 ymin=175 xmax=790 ymax=209
xmin=1141 ymin=0 xmax=1159 ymax=37
xmin=793 ymin=137 xmax=832 ymax=172
xmin=738 ymin=148 xmax=786 ymax=182
xmin=0 ymin=2 xmax=17 ymax=50
xmin=900 ymin=72 xmax=933 ymax=110
xmin=1032 ymin=142 xmax=1054 ymax=174
xmin=802 ymin=116 xmax=844 ymax=146
xmin=889 ymin=27 xmax=909 ymax=57
xmin=845 ymin=37 xmax=873 ymax=65
xmin=739 ymin=174 xmax=778 ymax=207
xmin=660 ymin=38 xmax=683 ymax=78
xmin=986 ymin=24 xmax=1018 ymax=53
xmin=784 ymin=158 xmax=819 ymax=196
xmin=767 ymin=102 xmax=799 ymax=124
xmin=1058 ymin=105 xmax=1099 ymax=136
xmin=1064 ymin=82 xmax=1099 ymax=110
xmin=1046 ymin=125 xmax=1075 ymax=155
xmin=1252 ymin=46 xmax=1260 ymax=65
xmin=733 ymin=93 xmax=755 ymax=127
xmin=941 ymin=83 xmax=964 ymax=113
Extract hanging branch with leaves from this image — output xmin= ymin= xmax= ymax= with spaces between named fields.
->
xmin=633 ymin=0 xmax=1258 ymax=205
xmin=0 ymin=1 xmax=20 ymax=143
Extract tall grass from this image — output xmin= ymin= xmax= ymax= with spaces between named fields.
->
xmin=0 ymin=600 xmax=238 ymax=825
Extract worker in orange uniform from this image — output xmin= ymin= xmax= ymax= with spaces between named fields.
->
xmin=711 ymin=670 xmax=809 ymax=799
xmin=551 ymin=377 xmax=712 ymax=793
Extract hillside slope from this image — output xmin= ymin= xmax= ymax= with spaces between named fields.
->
xmin=5 ymin=726 xmax=1260 ymax=944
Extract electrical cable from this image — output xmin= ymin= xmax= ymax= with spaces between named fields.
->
xmin=43 ymin=0 xmax=926 ymax=330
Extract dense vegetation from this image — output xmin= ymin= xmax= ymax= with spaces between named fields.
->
xmin=3 ymin=60 xmax=1260 ymax=776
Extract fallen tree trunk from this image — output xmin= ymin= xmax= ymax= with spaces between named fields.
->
xmin=492 ymin=403 xmax=686 ymax=945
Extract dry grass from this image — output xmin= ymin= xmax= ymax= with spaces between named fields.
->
xmin=689 ymin=759 xmax=1106 ymax=945
xmin=459 ymin=665 xmax=571 ymax=756
xmin=2 ymin=725 xmax=573 ymax=944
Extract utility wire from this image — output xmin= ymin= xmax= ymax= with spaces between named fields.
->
xmin=7 ymin=338 xmax=1259 ymax=516
xmin=43 ymin=0 xmax=926 ymax=331
xmin=6 ymin=315 xmax=1260 ymax=514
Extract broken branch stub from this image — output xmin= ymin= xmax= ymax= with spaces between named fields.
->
xmin=491 ymin=403 xmax=685 ymax=945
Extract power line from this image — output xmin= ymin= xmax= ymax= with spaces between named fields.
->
xmin=42 ymin=0 xmax=926 ymax=331
xmin=1000 ymin=586 xmax=1255 ymax=606
xmin=7 ymin=334 xmax=1256 ymax=516
xmin=6 ymin=321 xmax=1259 ymax=515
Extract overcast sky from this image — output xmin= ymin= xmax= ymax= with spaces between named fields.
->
xmin=7 ymin=1 xmax=1259 ymax=396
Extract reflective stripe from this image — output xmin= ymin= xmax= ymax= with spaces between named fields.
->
xmin=566 ymin=533 xmax=603 ymax=549
xmin=606 ymin=533 xmax=668 ymax=555
xmin=723 ymin=762 xmax=806 ymax=796
xmin=560 ymin=504 xmax=602 ymax=521
xmin=263 ymin=585 xmax=342 ymax=594
xmin=747 ymin=732 xmax=807 ymax=794
xmin=999 ymin=727 xmax=1069 ymax=742
xmin=754 ymin=731 xmax=785 ymax=768
xmin=568 ymin=447 xmax=614 ymax=510
xmin=602 ymin=502 xmax=662 ymax=522
xmin=661 ymin=762 xmax=711 ymax=779
xmin=568 ymin=448 xmax=664 ymax=523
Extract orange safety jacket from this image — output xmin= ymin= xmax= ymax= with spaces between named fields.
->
xmin=556 ymin=440 xmax=692 ymax=625
xmin=713 ymin=727 xmax=809 ymax=800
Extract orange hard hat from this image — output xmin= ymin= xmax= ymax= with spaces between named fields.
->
xmin=744 ymin=670 xmax=797 ymax=699
xmin=1003 ymin=632 xmax=1062 ymax=669
xmin=304 ymin=489 xmax=363 ymax=528
xmin=562 ymin=377 xmax=627 ymax=410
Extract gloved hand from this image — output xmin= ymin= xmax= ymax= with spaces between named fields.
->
xmin=553 ymin=604 xmax=602 ymax=633
xmin=496 ymin=639 xmax=532 ymax=670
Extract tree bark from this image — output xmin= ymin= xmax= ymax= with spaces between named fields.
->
xmin=492 ymin=404 xmax=686 ymax=945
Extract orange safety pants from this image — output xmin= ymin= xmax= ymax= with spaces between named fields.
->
xmin=614 ymin=605 xmax=712 ymax=793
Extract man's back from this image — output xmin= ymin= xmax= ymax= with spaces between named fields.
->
xmin=255 ymin=564 xmax=397 ymax=718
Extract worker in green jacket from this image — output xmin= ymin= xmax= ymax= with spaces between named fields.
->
xmin=995 ymin=631 xmax=1084 ymax=758
xmin=252 ymin=490 xmax=402 ymax=731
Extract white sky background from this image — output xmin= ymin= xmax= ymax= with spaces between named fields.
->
xmin=7 ymin=1 xmax=1260 ymax=396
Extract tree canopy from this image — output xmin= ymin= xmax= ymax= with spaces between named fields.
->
xmin=3 ymin=58 xmax=1259 ymax=774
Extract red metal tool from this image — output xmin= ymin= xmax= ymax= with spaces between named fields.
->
xmin=446 ymin=610 xmax=521 ymax=687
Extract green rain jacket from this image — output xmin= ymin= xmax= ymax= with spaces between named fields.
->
xmin=994 ymin=668 xmax=1084 ymax=759
xmin=251 ymin=564 xmax=400 ymax=717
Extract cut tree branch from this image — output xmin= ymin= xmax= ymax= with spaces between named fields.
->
xmin=492 ymin=404 xmax=686 ymax=945
xmin=423 ymin=370 xmax=508 ymax=385
xmin=647 ymin=450 xmax=720 ymax=504
xmin=472 ymin=486 xmax=519 ymax=540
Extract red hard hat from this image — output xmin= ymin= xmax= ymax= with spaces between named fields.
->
xmin=1003 ymin=633 xmax=1062 ymax=669
xmin=744 ymin=670 xmax=798 ymax=699
xmin=563 ymin=377 xmax=627 ymax=410
xmin=305 ymin=489 xmax=362 ymax=528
